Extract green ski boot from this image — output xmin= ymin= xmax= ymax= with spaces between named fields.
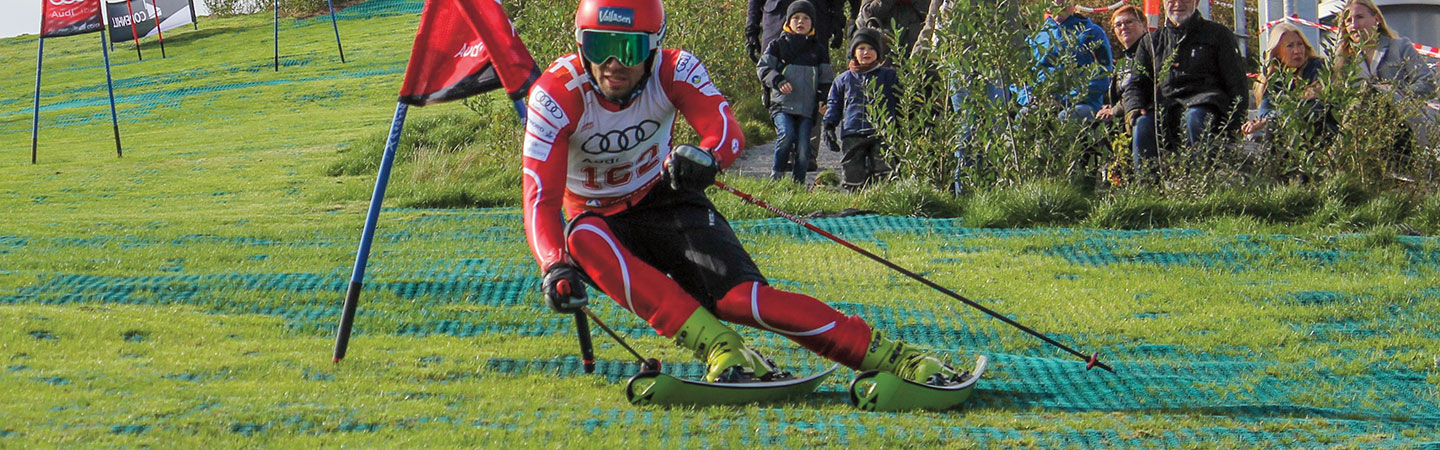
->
xmin=849 ymin=330 xmax=986 ymax=411
xmin=858 ymin=330 xmax=964 ymax=385
xmin=673 ymin=307 xmax=782 ymax=383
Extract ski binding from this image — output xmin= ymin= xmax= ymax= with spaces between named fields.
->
xmin=849 ymin=355 xmax=988 ymax=411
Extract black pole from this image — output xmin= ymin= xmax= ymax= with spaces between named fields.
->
xmin=575 ymin=312 xmax=595 ymax=373
xmin=188 ymin=0 xmax=198 ymax=30
xmin=325 ymin=0 xmax=345 ymax=63
xmin=713 ymin=181 xmax=1115 ymax=373
xmin=580 ymin=307 xmax=650 ymax=366
xmin=31 ymin=37 xmax=44 ymax=165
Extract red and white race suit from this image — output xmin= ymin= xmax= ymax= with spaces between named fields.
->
xmin=521 ymin=49 xmax=872 ymax=368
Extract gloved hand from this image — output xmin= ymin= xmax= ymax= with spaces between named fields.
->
xmin=745 ymin=25 xmax=762 ymax=62
xmin=541 ymin=262 xmax=588 ymax=313
xmin=666 ymin=144 xmax=720 ymax=191
xmin=823 ymin=126 xmax=841 ymax=153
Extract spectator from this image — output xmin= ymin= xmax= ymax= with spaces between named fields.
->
xmin=1023 ymin=0 xmax=1113 ymax=121
xmin=1121 ymin=0 xmax=1250 ymax=169
xmin=856 ymin=0 xmax=931 ymax=56
xmin=1241 ymin=22 xmax=1331 ymax=140
xmin=747 ymin=0 xmax=854 ymax=62
xmin=1096 ymin=4 xmax=1147 ymax=123
xmin=1333 ymin=0 xmax=1438 ymax=150
xmin=825 ymin=28 xmax=902 ymax=190
xmin=758 ymin=1 xmax=835 ymax=183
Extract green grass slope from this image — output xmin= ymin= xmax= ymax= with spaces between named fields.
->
xmin=1 ymin=1 xmax=1438 ymax=447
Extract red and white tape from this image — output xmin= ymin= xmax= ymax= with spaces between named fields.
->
xmin=1258 ymin=14 xmax=1338 ymax=33
xmin=1075 ymin=1 xmax=1127 ymax=13
xmin=1415 ymin=43 xmax=1440 ymax=58
xmin=1258 ymin=15 xmax=1437 ymax=65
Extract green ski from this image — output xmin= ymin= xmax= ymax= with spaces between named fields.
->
xmin=625 ymin=364 xmax=839 ymax=406
xmin=849 ymin=355 xmax=988 ymax=411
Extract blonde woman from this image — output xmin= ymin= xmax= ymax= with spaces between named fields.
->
xmin=1241 ymin=22 xmax=1329 ymax=136
xmin=1334 ymin=0 xmax=1437 ymax=147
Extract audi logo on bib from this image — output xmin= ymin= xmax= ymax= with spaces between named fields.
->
xmin=580 ymin=120 xmax=661 ymax=154
xmin=50 ymin=0 xmax=87 ymax=5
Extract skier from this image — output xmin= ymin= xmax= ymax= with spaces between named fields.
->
xmin=522 ymin=0 xmax=972 ymax=391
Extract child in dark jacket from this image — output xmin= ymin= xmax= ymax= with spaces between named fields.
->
xmin=757 ymin=0 xmax=834 ymax=183
xmin=824 ymin=27 xmax=901 ymax=190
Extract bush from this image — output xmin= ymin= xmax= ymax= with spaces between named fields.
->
xmin=962 ymin=179 xmax=1089 ymax=228
xmin=205 ymin=0 xmax=341 ymax=17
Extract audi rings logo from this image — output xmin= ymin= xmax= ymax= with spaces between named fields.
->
xmin=49 ymin=0 xmax=86 ymax=6
xmin=580 ymin=120 xmax=661 ymax=154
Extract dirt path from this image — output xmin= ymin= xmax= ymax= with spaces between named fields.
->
xmin=727 ymin=139 xmax=844 ymax=184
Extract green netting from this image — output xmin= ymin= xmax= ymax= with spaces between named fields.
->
xmin=3 ymin=211 xmax=1438 ymax=446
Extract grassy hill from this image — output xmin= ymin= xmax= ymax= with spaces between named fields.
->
xmin=1 ymin=0 xmax=1438 ymax=447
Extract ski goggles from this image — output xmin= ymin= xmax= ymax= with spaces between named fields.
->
xmin=579 ymin=30 xmax=653 ymax=67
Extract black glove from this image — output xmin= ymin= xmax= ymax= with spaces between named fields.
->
xmin=541 ymin=263 xmax=588 ymax=314
xmin=666 ymin=144 xmax=720 ymax=191
xmin=745 ymin=29 xmax=762 ymax=63
xmin=824 ymin=126 xmax=841 ymax=153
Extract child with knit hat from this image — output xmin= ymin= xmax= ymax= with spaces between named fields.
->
xmin=756 ymin=0 xmax=834 ymax=183
xmin=823 ymin=28 xmax=901 ymax=190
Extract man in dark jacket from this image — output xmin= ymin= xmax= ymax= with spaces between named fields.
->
xmin=856 ymin=0 xmax=931 ymax=56
xmin=1121 ymin=0 xmax=1249 ymax=168
xmin=747 ymin=0 xmax=856 ymax=61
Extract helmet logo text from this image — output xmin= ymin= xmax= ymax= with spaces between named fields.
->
xmin=597 ymin=7 xmax=635 ymax=27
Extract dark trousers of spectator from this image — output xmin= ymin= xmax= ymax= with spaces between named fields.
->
xmin=772 ymin=113 xmax=814 ymax=183
xmin=1131 ymin=104 xmax=1221 ymax=170
xmin=840 ymin=134 xmax=883 ymax=190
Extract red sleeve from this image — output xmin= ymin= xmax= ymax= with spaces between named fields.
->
xmin=521 ymin=55 xmax=586 ymax=272
xmin=660 ymin=50 xmax=746 ymax=168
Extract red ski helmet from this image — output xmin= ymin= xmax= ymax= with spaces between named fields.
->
xmin=574 ymin=0 xmax=666 ymax=67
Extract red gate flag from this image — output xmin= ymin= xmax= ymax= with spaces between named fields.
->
xmin=42 ymin=0 xmax=106 ymax=38
xmin=398 ymin=0 xmax=540 ymax=106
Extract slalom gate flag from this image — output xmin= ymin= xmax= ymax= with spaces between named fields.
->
xmin=42 ymin=0 xmax=105 ymax=38
xmin=104 ymin=0 xmax=194 ymax=42
xmin=397 ymin=0 xmax=540 ymax=106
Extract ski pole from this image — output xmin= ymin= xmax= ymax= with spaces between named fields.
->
xmin=580 ymin=306 xmax=660 ymax=371
xmin=574 ymin=311 xmax=595 ymax=373
xmin=712 ymin=180 xmax=1114 ymax=373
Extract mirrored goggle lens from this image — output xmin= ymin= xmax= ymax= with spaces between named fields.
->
xmin=581 ymin=31 xmax=651 ymax=66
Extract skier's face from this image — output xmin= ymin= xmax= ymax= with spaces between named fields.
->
xmin=592 ymin=58 xmax=645 ymax=100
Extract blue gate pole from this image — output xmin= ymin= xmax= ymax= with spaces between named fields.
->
xmin=333 ymin=102 xmax=408 ymax=362
xmin=273 ymin=0 xmax=280 ymax=71
xmin=326 ymin=0 xmax=346 ymax=63
xmin=31 ymin=37 xmax=44 ymax=165
xmin=101 ymin=29 xmax=123 ymax=158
